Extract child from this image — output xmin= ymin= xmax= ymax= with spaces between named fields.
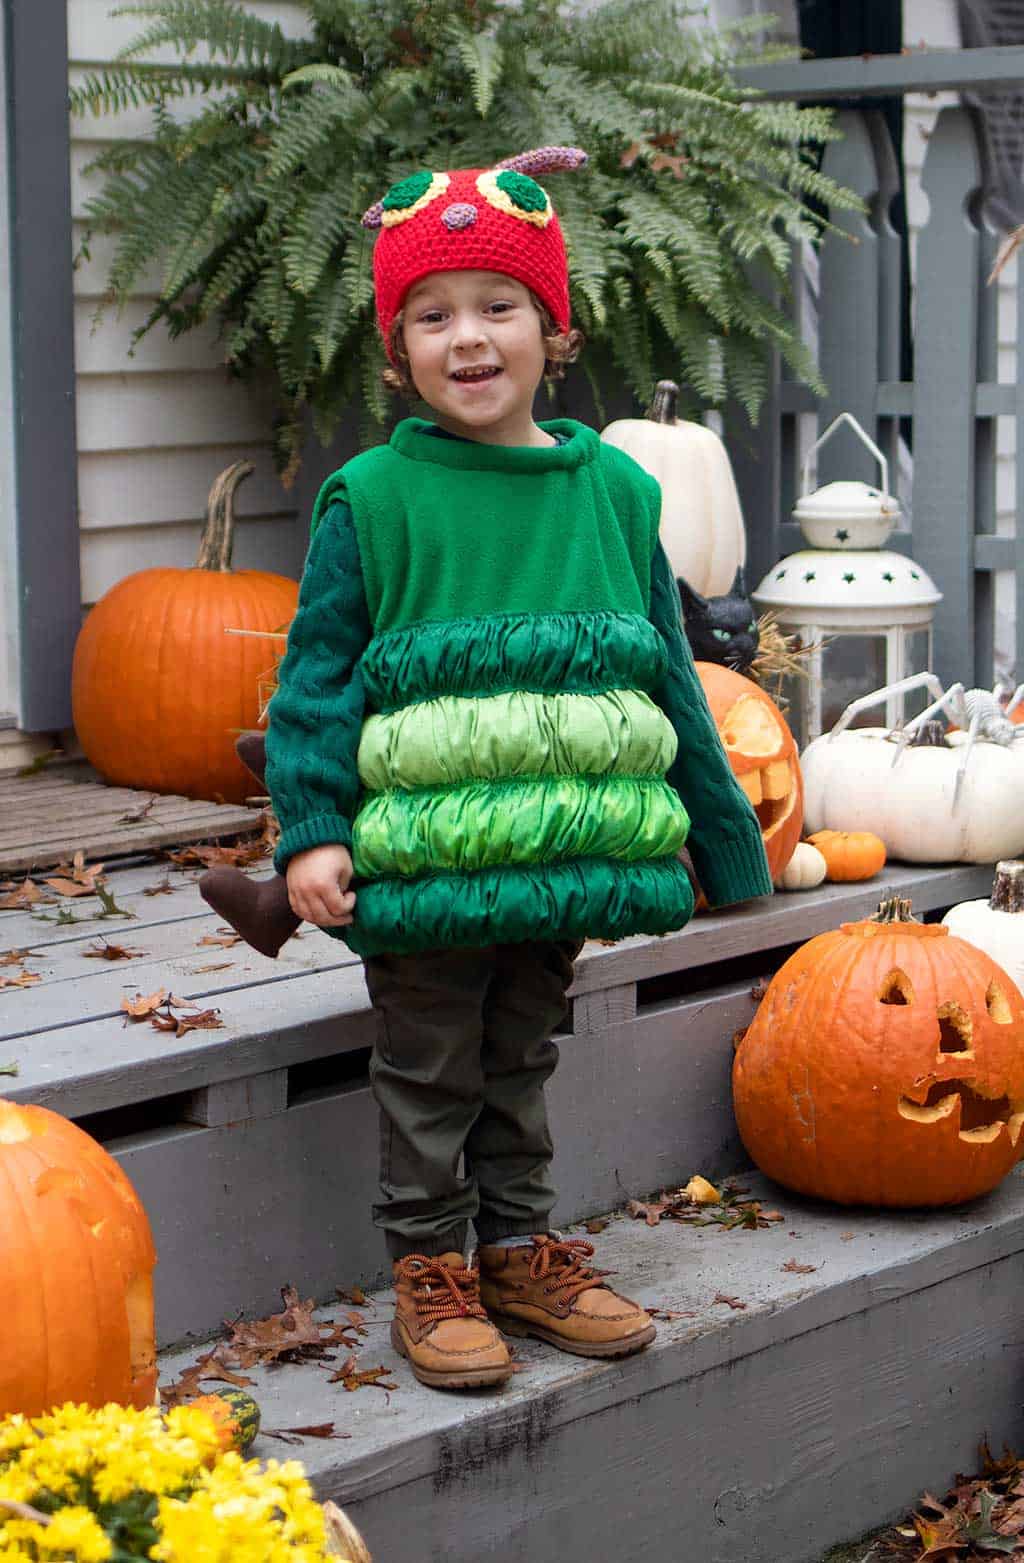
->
xmin=264 ymin=145 xmax=773 ymax=1391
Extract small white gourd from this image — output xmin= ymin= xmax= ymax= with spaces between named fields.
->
xmin=601 ymin=381 xmax=746 ymax=598
xmin=941 ymin=860 xmax=1024 ymax=992
xmin=773 ymin=841 xmax=828 ymax=892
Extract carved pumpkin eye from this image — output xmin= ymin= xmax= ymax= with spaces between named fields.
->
xmin=380 ymin=169 xmax=451 ymax=228
xmin=476 ymin=168 xmax=553 ymax=227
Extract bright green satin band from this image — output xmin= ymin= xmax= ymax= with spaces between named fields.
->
xmin=341 ymin=855 xmax=696 ymax=957
xmin=360 ymin=609 xmax=668 ymax=712
xmin=352 ymin=775 xmax=689 ymax=878
xmin=357 ymin=688 xmax=677 ymax=792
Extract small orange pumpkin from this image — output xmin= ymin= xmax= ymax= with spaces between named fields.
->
xmin=72 ymin=463 xmax=299 ymax=804
xmin=807 ymin=829 xmax=886 ymax=882
xmin=0 ymin=1099 xmax=157 ymax=1415
xmin=696 ymin=662 xmax=803 ymax=882
xmin=733 ymin=895 xmax=1024 ymax=1206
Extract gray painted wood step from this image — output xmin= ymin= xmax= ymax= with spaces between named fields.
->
xmin=157 ymin=1168 xmax=1024 ymax=1563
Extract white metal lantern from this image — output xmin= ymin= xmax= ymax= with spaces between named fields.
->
xmin=752 ymin=413 xmax=941 ymax=742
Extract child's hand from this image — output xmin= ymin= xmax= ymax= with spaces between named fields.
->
xmin=285 ymin=844 xmax=356 ymax=927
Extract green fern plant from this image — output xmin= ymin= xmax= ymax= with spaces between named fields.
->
xmin=71 ymin=0 xmax=858 ymax=474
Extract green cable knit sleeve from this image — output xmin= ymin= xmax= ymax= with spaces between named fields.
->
xmin=648 ymin=543 xmax=773 ymax=908
xmin=265 ymin=499 xmax=372 ymax=875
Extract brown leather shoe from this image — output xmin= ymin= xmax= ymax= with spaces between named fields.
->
xmin=391 ymin=1252 xmax=513 ymax=1389
xmin=478 ymin=1235 xmax=656 ymax=1359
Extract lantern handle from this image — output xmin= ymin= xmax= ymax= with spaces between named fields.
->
xmin=801 ymin=412 xmax=890 ymax=501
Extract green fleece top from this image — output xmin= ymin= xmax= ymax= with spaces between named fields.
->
xmin=265 ymin=417 xmax=772 ymax=956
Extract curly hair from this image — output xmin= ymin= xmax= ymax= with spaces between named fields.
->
xmin=382 ymin=291 xmax=585 ymax=400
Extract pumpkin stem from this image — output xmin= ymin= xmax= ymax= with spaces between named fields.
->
xmin=871 ymin=895 xmax=919 ymax=924
xmin=195 ymin=461 xmax=255 ymax=573
xmin=990 ymin=860 xmax=1024 ymax=913
xmin=646 ymin=380 xmax=679 ymax=424
xmin=905 ymin=720 xmax=950 ymax=748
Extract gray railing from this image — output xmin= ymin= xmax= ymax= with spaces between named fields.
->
xmin=727 ymin=45 xmax=1024 ymax=692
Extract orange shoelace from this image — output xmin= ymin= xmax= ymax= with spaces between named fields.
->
xmin=527 ymin=1236 xmax=609 ymax=1302
xmin=395 ymin=1255 xmax=488 ymax=1324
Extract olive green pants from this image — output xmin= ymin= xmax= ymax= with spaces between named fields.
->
xmin=364 ymin=940 xmax=581 ymax=1260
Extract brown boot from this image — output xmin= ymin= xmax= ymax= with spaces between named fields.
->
xmin=478 ymin=1235 xmax=656 ymax=1359
xmin=391 ymin=1253 xmax=513 ymax=1390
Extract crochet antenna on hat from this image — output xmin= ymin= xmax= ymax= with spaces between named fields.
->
xmin=361 ymin=146 xmax=588 ymax=364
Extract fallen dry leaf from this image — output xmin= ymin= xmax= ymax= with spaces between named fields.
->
xmin=168 ymin=837 xmax=269 ymax=870
xmin=713 ymin=1293 xmax=747 ymax=1310
xmin=335 ymin=1285 xmax=368 ymax=1307
xmin=261 ymin=1422 xmax=349 ymax=1445
xmin=0 ymin=949 xmax=33 ymax=967
xmin=647 ymin=1307 xmax=697 ymax=1321
xmin=119 ymin=796 xmax=157 ymax=824
xmin=0 ymin=969 xmax=41 ymax=989
xmin=45 ymin=877 xmax=100 ymax=899
xmin=749 ymin=977 xmax=771 ymax=1003
xmin=159 ymin=1347 xmax=256 ymax=1407
xmin=142 ymin=878 xmax=174 ymax=897
xmin=650 ymin=150 xmax=687 ymax=178
xmin=682 ymin=1175 xmax=721 ymax=1205
xmin=151 ymin=1006 xmax=224 ymax=1039
xmin=189 ymin=961 xmax=235 ymax=974
xmin=328 ymin=1362 xmax=398 ymax=1394
xmin=121 ymin=988 xmax=169 ymax=1021
xmin=781 ymin=1258 xmax=817 ymax=1275
xmin=840 ymin=1232 xmax=855 ymax=1242
xmin=197 ymin=929 xmax=243 ymax=949
xmin=584 ymin=1217 xmax=608 ymax=1234
xmin=83 ymin=940 xmax=148 ymax=962
xmin=0 ymin=879 xmax=46 ymax=911
xmin=222 ymin=1285 xmax=363 ymax=1370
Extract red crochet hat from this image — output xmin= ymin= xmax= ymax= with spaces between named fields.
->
xmin=361 ymin=146 xmax=587 ymax=363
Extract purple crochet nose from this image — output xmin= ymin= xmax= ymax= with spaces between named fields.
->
xmin=442 ymin=201 xmax=478 ymax=230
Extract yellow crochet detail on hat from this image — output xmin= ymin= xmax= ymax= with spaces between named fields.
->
xmin=476 ymin=168 xmax=552 ymax=228
xmin=381 ymin=170 xmax=451 ymax=228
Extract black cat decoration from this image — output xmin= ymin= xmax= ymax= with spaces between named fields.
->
xmin=677 ymin=566 xmax=760 ymax=674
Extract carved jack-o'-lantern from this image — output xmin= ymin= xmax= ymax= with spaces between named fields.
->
xmin=0 ymin=1099 xmax=158 ymax=1415
xmin=732 ymin=897 xmax=1024 ymax=1207
xmin=696 ymin=662 xmax=803 ymax=881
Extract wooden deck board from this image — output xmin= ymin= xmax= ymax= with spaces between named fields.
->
xmin=0 ymin=771 xmax=263 ymax=873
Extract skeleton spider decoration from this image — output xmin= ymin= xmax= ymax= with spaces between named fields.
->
xmin=800 ymin=673 xmax=1024 ymax=864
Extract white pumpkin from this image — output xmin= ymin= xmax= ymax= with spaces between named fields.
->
xmin=942 ymin=860 xmax=1024 ymax=991
xmin=800 ymin=727 xmax=1024 ymax=864
xmin=773 ymin=840 xmax=828 ymax=891
xmin=601 ymin=381 xmax=746 ymax=597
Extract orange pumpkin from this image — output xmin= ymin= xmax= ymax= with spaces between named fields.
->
xmin=0 ymin=1099 xmax=157 ymax=1415
xmin=72 ymin=463 xmax=299 ymax=804
xmin=696 ymin=662 xmax=803 ymax=881
xmin=733 ymin=896 xmax=1024 ymax=1207
xmin=807 ymin=829 xmax=886 ymax=882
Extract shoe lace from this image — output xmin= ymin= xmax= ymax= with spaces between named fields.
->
xmin=395 ymin=1255 xmax=488 ymax=1324
xmin=527 ymin=1236 xmax=608 ymax=1302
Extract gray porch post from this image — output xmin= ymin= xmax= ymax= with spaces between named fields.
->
xmin=4 ymin=0 xmax=80 ymax=732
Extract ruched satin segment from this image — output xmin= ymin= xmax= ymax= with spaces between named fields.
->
xmin=360 ymin=610 xmax=668 ymax=713
xmin=357 ymin=688 xmax=678 ymax=791
xmin=341 ymin=856 xmax=697 ymax=957
xmin=352 ymin=776 xmax=689 ymax=878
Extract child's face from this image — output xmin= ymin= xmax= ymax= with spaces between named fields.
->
xmin=400 ymin=270 xmax=547 ymax=440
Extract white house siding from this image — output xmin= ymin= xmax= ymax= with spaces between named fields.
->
xmin=67 ymin=0 xmax=312 ymax=618
xmin=902 ymin=0 xmax=1017 ymax=681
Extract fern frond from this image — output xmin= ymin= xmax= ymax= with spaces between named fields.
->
xmin=445 ymin=21 xmax=503 ymax=117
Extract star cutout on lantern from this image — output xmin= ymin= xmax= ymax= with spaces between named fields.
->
xmin=835 ymin=528 xmax=850 ymax=542
xmin=842 ymin=572 xmax=856 ymax=583
xmin=882 ymin=571 xmax=895 ymax=582
xmin=803 ymin=570 xmax=816 ymax=583
xmin=910 ymin=570 xmax=920 ymax=580
xmin=775 ymin=568 xmax=786 ymax=579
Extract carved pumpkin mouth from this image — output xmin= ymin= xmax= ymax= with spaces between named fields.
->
xmin=736 ymin=760 xmax=797 ymax=838
xmin=898 ymin=1079 xmax=1024 ymax=1144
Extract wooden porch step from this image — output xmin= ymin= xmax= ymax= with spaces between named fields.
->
xmin=0 ymin=765 xmax=263 ymax=873
xmin=1 ymin=857 xmax=996 ymax=1349
xmin=157 ymin=1168 xmax=1024 ymax=1563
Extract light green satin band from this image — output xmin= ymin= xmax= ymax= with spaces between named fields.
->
xmin=352 ymin=775 xmax=689 ymax=878
xmin=357 ymin=688 xmax=678 ymax=792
